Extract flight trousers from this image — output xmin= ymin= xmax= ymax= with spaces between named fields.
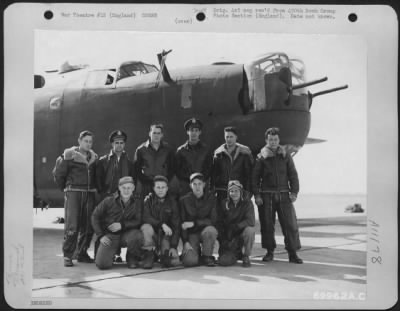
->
xmin=219 ymin=226 xmax=256 ymax=256
xmin=141 ymin=224 xmax=175 ymax=253
xmin=141 ymin=224 xmax=180 ymax=266
xmin=182 ymin=226 xmax=218 ymax=267
xmin=257 ymin=192 xmax=301 ymax=252
xmin=95 ymin=229 xmax=143 ymax=270
xmin=63 ymin=190 xmax=95 ymax=259
xmin=218 ymin=226 xmax=256 ymax=266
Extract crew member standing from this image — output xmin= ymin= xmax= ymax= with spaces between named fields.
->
xmin=53 ymin=130 xmax=98 ymax=267
xmin=211 ymin=126 xmax=253 ymax=203
xmin=175 ymin=118 xmax=213 ymax=197
xmin=252 ymin=127 xmax=303 ymax=264
xmin=96 ymin=130 xmax=134 ymax=200
xmin=134 ymin=123 xmax=175 ymax=199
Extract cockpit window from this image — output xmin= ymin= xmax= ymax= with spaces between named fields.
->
xmin=244 ymin=53 xmax=306 ymax=112
xmin=83 ymin=62 xmax=158 ymax=88
xmin=251 ymin=53 xmax=305 ymax=85
xmin=85 ymin=69 xmax=116 ymax=88
xmin=117 ymin=62 xmax=158 ymax=81
xmin=255 ymin=54 xmax=288 ymax=74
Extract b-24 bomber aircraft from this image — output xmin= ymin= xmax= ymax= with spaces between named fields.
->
xmin=34 ymin=50 xmax=348 ymax=205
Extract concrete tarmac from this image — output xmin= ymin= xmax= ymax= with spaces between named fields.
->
xmin=32 ymin=197 xmax=367 ymax=303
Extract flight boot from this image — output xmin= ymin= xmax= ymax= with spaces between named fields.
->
xmin=127 ymin=259 xmax=140 ymax=269
xmin=242 ymin=256 xmax=251 ymax=267
xmin=64 ymin=257 xmax=74 ymax=267
xmin=202 ymin=255 xmax=216 ymax=267
xmin=113 ymin=255 xmax=123 ymax=263
xmin=262 ymin=251 xmax=274 ymax=262
xmin=142 ymin=250 xmax=155 ymax=269
xmin=126 ymin=254 xmax=141 ymax=269
xmin=160 ymin=250 xmax=172 ymax=268
xmin=288 ymin=252 xmax=303 ymax=264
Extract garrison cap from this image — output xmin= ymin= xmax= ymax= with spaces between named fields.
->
xmin=190 ymin=172 xmax=205 ymax=183
xmin=184 ymin=118 xmax=203 ymax=131
xmin=265 ymin=127 xmax=280 ymax=138
xmin=109 ymin=130 xmax=127 ymax=142
xmin=153 ymin=175 xmax=169 ymax=184
xmin=118 ymin=176 xmax=135 ymax=186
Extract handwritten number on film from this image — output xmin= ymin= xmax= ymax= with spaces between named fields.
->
xmin=369 ymin=220 xmax=382 ymax=264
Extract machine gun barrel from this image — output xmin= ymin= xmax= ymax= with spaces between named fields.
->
xmin=311 ymin=85 xmax=348 ymax=98
xmin=291 ymin=77 xmax=328 ymax=90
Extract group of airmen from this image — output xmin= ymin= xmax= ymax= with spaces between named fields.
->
xmin=53 ymin=118 xmax=303 ymax=270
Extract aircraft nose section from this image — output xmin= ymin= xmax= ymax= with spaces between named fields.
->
xmin=238 ymin=110 xmax=311 ymax=152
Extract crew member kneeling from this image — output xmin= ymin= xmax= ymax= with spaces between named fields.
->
xmin=141 ymin=175 xmax=181 ymax=269
xmin=91 ymin=176 xmax=143 ymax=270
xmin=179 ymin=173 xmax=218 ymax=267
xmin=217 ymin=180 xmax=255 ymax=267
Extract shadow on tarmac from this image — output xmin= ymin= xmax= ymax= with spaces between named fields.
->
xmin=33 ymin=214 xmax=366 ymax=296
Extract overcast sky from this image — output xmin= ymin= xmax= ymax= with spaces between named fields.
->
xmin=35 ymin=31 xmax=366 ymax=194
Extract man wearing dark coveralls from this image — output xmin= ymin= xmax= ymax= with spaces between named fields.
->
xmin=91 ymin=176 xmax=144 ymax=270
xmin=53 ymin=130 xmax=98 ymax=267
xmin=252 ymin=127 xmax=303 ymax=264
xmin=217 ymin=180 xmax=255 ymax=267
xmin=141 ymin=175 xmax=181 ymax=269
xmin=179 ymin=173 xmax=218 ymax=267
xmin=134 ymin=123 xmax=175 ymax=199
xmin=175 ymin=118 xmax=213 ymax=197
xmin=211 ymin=126 xmax=253 ymax=203
xmin=96 ymin=130 xmax=135 ymax=263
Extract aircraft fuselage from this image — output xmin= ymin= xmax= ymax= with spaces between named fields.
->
xmin=34 ymin=59 xmax=312 ymax=204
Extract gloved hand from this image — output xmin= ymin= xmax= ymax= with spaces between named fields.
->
xmin=162 ymin=223 xmax=173 ymax=236
xmin=182 ymin=221 xmax=194 ymax=230
xmin=255 ymin=195 xmax=263 ymax=206
xmin=259 ymin=146 xmax=274 ymax=159
xmin=182 ymin=242 xmax=193 ymax=256
xmin=107 ymin=222 xmax=122 ymax=232
xmin=100 ymin=235 xmax=112 ymax=247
